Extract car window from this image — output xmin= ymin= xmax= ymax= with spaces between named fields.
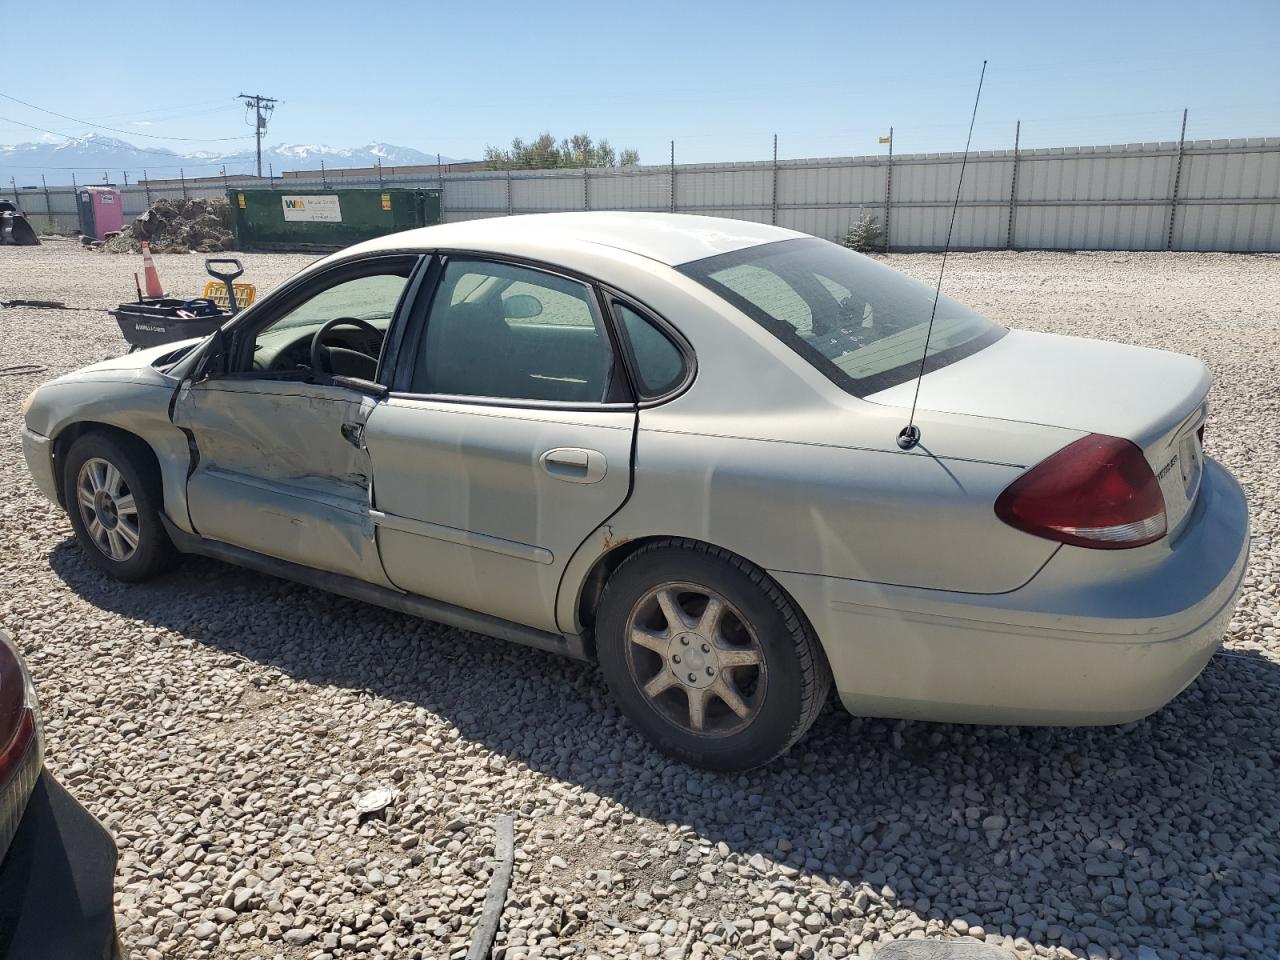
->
xmin=817 ymin=272 xmax=874 ymax=328
xmin=501 ymin=280 xmax=595 ymax=327
xmin=250 ymin=269 xmax=411 ymax=373
xmin=267 ymin=274 xmax=408 ymax=333
xmin=711 ymin=263 xmax=813 ymax=334
xmin=449 ymin=272 xmax=493 ymax=305
xmin=680 ymin=237 xmax=1005 ymax=396
xmin=615 ymin=303 xmax=686 ymax=396
xmin=410 ymin=260 xmax=616 ymax=403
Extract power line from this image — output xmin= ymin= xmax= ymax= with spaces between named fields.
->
xmin=0 ymin=113 xmax=243 ymax=159
xmin=238 ymin=93 xmax=278 ymax=178
xmin=88 ymin=98 xmax=237 ymax=121
xmin=0 ymin=91 xmax=252 ymax=142
xmin=102 ymin=105 xmax=245 ymax=128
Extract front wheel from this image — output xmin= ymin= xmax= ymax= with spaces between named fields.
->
xmin=62 ymin=432 xmax=175 ymax=582
xmin=596 ymin=539 xmax=831 ymax=771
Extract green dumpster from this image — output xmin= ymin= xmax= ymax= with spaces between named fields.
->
xmin=229 ymin=188 xmax=442 ymax=252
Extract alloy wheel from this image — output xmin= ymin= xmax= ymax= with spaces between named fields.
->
xmin=624 ymin=581 xmax=767 ymax=737
xmin=75 ymin=457 xmax=140 ymax=562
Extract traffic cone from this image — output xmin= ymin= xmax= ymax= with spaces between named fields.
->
xmin=141 ymin=242 xmax=165 ymax=298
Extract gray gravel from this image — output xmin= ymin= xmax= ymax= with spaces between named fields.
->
xmin=1 ymin=241 xmax=1278 ymax=960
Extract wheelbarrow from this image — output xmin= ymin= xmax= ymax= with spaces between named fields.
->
xmin=110 ymin=259 xmax=250 ymax=351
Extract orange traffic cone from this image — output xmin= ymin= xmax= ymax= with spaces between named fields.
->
xmin=141 ymin=241 xmax=165 ymax=298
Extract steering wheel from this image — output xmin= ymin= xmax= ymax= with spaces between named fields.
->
xmin=309 ymin=317 xmax=384 ymax=377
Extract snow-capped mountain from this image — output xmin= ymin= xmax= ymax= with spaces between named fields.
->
xmin=1 ymin=134 xmax=461 ymax=185
xmin=265 ymin=142 xmax=444 ymax=166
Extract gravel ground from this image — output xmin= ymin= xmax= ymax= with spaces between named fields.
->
xmin=1 ymin=241 xmax=1278 ymax=960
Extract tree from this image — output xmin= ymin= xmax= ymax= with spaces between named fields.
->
xmin=484 ymin=132 xmax=641 ymax=170
xmin=843 ymin=213 xmax=883 ymax=253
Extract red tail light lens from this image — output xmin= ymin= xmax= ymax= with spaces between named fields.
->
xmin=995 ymin=433 xmax=1167 ymax=549
xmin=0 ymin=634 xmax=43 ymax=864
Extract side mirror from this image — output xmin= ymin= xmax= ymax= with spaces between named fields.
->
xmin=503 ymin=293 xmax=543 ymax=320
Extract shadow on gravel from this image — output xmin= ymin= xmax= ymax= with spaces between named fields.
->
xmin=51 ymin=540 xmax=1280 ymax=958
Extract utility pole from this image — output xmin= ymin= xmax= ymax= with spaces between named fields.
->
xmin=238 ymin=93 xmax=278 ymax=178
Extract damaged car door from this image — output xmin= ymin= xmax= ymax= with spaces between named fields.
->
xmin=172 ymin=254 xmax=420 ymax=584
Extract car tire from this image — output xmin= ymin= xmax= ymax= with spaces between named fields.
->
xmin=596 ymin=538 xmax=831 ymax=771
xmin=62 ymin=431 xmax=175 ymax=582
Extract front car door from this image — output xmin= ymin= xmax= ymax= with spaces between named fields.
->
xmin=363 ymin=256 xmax=636 ymax=633
xmin=172 ymin=254 xmax=421 ymax=585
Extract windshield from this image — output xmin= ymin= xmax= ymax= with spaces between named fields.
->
xmin=679 ymin=237 xmax=1005 ymax=395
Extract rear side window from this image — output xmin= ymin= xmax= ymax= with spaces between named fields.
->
xmin=615 ymin=303 xmax=686 ymax=397
xmin=410 ymin=259 xmax=616 ymax=403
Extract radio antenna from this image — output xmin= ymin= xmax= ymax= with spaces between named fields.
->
xmin=897 ymin=59 xmax=988 ymax=451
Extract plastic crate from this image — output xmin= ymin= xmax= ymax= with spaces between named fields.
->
xmin=201 ymin=280 xmax=257 ymax=311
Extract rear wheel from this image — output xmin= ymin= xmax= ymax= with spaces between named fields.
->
xmin=62 ymin=432 xmax=175 ymax=582
xmin=596 ymin=539 xmax=830 ymax=771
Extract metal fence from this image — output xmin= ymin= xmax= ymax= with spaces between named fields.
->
xmin=6 ymin=135 xmax=1278 ymax=252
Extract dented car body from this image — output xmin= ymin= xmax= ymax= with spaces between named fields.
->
xmin=21 ymin=213 xmax=1250 ymax=768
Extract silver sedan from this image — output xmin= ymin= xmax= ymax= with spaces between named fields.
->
xmin=20 ymin=213 xmax=1250 ymax=770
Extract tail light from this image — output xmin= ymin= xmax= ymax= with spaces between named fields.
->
xmin=0 ymin=633 xmax=43 ymax=864
xmin=995 ymin=433 xmax=1167 ymax=549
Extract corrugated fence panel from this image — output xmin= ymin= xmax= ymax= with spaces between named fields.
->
xmin=445 ymin=175 xmax=508 ymax=212
xmin=777 ymin=161 xmax=884 ymax=207
xmin=777 ymin=207 xmax=867 ymax=243
xmin=1181 ymin=141 xmax=1280 ymax=200
xmin=676 ymin=166 xmax=771 ymax=213
xmin=511 ymin=171 xmax=583 ymax=212
xmin=1013 ymin=144 xmax=1179 ymax=250
xmin=10 ymin=138 xmax=1276 ymax=250
xmin=587 ymin=170 xmax=669 ymax=211
xmin=443 ymin=209 xmax=507 ymax=223
xmin=894 ymin=155 xmax=1007 ymax=204
xmin=686 ymin=206 xmax=771 ymax=225
xmin=1170 ymin=142 xmax=1280 ymax=250
xmin=48 ymin=191 xmax=78 ymax=215
xmin=1174 ymin=202 xmax=1280 ymax=252
xmin=889 ymin=154 xmax=1009 ymax=248
xmin=892 ymin=204 xmax=1007 ymax=250
xmin=9 ymin=191 xmax=47 ymax=216
xmin=1015 ymin=202 xmax=1168 ymax=251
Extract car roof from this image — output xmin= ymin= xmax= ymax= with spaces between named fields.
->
xmin=347 ymin=212 xmax=808 ymax=267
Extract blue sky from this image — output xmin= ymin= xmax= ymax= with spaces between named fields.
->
xmin=3 ymin=0 xmax=1278 ymax=169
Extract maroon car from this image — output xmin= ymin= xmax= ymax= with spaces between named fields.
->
xmin=0 ymin=630 xmax=120 ymax=958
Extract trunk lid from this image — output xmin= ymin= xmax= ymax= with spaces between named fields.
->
xmin=868 ymin=329 xmax=1211 ymax=536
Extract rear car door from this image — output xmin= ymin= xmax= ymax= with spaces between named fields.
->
xmin=363 ymin=256 xmax=636 ymax=633
xmin=171 ymin=254 xmax=421 ymax=584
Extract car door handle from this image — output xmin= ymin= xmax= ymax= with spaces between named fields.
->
xmin=540 ymin=447 xmax=607 ymax=484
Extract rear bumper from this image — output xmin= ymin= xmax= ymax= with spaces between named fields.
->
xmin=0 ymin=771 xmax=119 ymax=960
xmin=21 ymin=427 xmax=59 ymax=506
xmin=776 ymin=458 xmax=1250 ymax=725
